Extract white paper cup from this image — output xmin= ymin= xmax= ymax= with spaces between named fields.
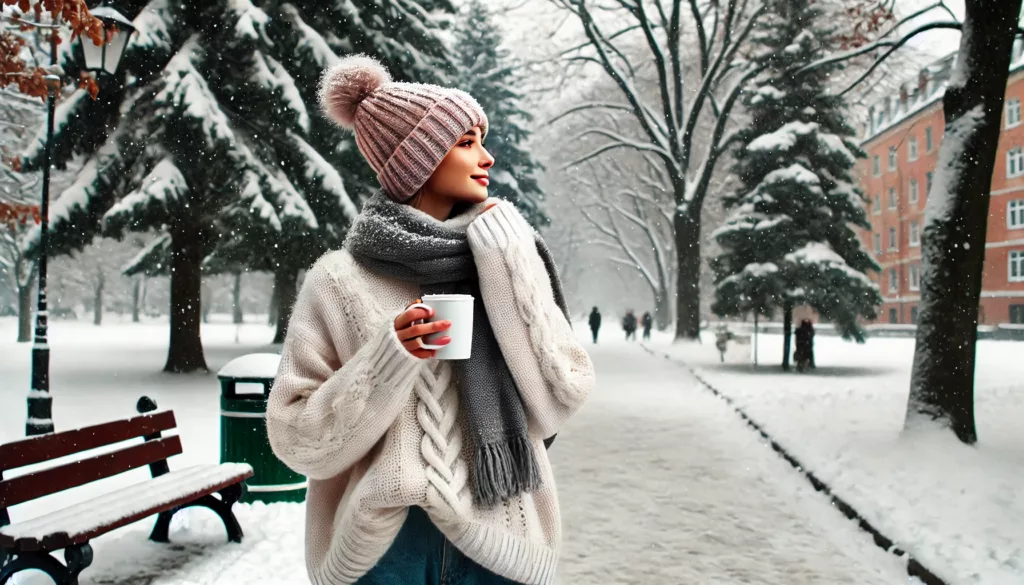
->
xmin=407 ymin=294 xmax=474 ymax=360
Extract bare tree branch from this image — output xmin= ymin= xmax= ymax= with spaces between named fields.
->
xmin=795 ymin=21 xmax=963 ymax=79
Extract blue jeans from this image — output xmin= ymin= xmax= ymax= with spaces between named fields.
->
xmin=355 ymin=507 xmax=523 ymax=585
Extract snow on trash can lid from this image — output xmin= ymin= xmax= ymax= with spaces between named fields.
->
xmin=218 ymin=353 xmax=282 ymax=380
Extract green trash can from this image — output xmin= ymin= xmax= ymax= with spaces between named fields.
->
xmin=218 ymin=353 xmax=306 ymax=503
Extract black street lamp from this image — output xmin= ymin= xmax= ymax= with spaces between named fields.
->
xmin=78 ymin=7 xmax=136 ymax=76
xmin=26 ymin=7 xmax=135 ymax=436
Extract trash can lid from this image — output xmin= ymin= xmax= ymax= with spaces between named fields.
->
xmin=218 ymin=353 xmax=282 ymax=380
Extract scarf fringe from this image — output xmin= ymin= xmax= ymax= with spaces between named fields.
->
xmin=473 ymin=435 xmax=543 ymax=508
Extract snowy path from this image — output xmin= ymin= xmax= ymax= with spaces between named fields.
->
xmin=551 ymin=338 xmax=910 ymax=585
xmin=1 ymin=320 xmax=910 ymax=584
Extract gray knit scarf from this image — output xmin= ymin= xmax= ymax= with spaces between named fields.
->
xmin=344 ymin=191 xmax=569 ymax=508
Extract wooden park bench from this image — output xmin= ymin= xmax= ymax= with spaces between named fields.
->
xmin=0 ymin=397 xmax=254 ymax=585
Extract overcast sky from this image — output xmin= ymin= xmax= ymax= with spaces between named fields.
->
xmin=899 ymin=0 xmax=964 ymax=58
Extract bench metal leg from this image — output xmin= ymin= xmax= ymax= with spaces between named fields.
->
xmin=148 ymin=482 xmax=246 ymax=544
xmin=0 ymin=543 xmax=93 ymax=585
xmin=149 ymin=510 xmax=174 ymax=543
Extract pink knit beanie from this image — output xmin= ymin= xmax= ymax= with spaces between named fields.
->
xmin=318 ymin=54 xmax=489 ymax=203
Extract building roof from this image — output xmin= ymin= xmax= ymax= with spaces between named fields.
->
xmin=861 ymin=39 xmax=1024 ymax=144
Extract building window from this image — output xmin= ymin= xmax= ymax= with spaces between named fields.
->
xmin=873 ymin=233 xmax=881 ymax=253
xmin=889 ymin=308 xmax=898 ymax=323
xmin=872 ymin=155 xmax=881 ymax=176
xmin=1009 ymin=199 xmax=1024 ymax=229
xmin=909 ymin=263 xmax=920 ymax=290
xmin=911 ymin=306 xmax=919 ymax=324
xmin=1008 ymin=147 xmax=1024 ymax=178
xmin=873 ymin=195 xmax=881 ymax=213
xmin=888 ymin=187 xmax=897 ymax=209
xmin=910 ymin=221 xmax=920 ymax=246
xmin=1011 ymin=250 xmax=1024 ymax=282
xmin=889 ymin=227 xmax=897 ymax=250
xmin=908 ymin=137 xmax=918 ymax=161
xmin=888 ymin=147 xmax=897 ymax=170
xmin=925 ymin=127 xmax=933 ymax=152
xmin=1011 ymin=304 xmax=1024 ymax=324
xmin=889 ymin=268 xmax=898 ymax=292
xmin=1007 ymin=98 xmax=1021 ymax=128
xmin=909 ymin=178 xmax=919 ymax=203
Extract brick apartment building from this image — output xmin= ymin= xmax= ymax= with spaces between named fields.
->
xmin=857 ymin=45 xmax=1024 ymax=325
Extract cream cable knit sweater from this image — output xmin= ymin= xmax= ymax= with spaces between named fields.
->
xmin=267 ymin=201 xmax=595 ymax=585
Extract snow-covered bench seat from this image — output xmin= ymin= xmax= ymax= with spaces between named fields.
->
xmin=0 ymin=396 xmax=254 ymax=585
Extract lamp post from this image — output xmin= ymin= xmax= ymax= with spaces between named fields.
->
xmin=25 ymin=6 xmax=135 ymax=436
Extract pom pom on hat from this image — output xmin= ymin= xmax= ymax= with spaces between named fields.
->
xmin=318 ymin=54 xmax=392 ymax=128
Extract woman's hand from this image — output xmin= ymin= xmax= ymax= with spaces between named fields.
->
xmin=394 ymin=299 xmax=451 ymax=359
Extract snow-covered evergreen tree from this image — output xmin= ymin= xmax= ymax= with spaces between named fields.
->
xmin=20 ymin=0 xmax=359 ymax=370
xmin=449 ymin=0 xmax=547 ymax=226
xmin=710 ymin=0 xmax=881 ymax=369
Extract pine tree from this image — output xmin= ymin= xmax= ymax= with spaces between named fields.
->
xmin=710 ymin=0 xmax=881 ymax=369
xmin=21 ymin=0 xmax=465 ymax=366
xmin=20 ymin=0 xmax=355 ymax=370
xmin=449 ymin=0 xmax=548 ymax=226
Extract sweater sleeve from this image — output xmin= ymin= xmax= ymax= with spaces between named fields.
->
xmin=266 ymin=258 xmax=424 ymax=480
xmin=467 ymin=201 xmax=595 ymax=439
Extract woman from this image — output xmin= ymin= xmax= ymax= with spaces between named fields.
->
xmin=267 ymin=55 xmax=595 ymax=585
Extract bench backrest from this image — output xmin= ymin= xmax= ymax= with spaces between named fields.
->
xmin=0 ymin=410 xmax=180 ymax=509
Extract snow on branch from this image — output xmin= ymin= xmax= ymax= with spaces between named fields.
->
xmin=128 ymin=0 xmax=172 ymax=54
xmin=155 ymin=38 xmax=236 ymax=148
xmin=545 ymin=102 xmax=636 ymax=125
xmin=103 ymin=158 xmax=188 ymax=230
xmin=747 ymin=121 xmax=856 ymax=166
xmin=784 ymin=241 xmax=874 ymax=287
xmin=121 ymin=232 xmax=170 ymax=276
xmin=288 ymin=131 xmax=358 ymax=221
xmin=280 ymin=4 xmax=338 ymax=68
xmin=227 ymin=0 xmax=272 ymax=44
xmin=259 ymin=54 xmax=310 ymax=132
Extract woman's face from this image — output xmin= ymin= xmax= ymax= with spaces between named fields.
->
xmin=421 ymin=126 xmax=495 ymax=205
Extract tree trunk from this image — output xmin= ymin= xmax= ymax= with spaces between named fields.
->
xmin=654 ymin=282 xmax=672 ymax=331
xmin=140 ymin=276 xmax=148 ymax=316
xmin=201 ymin=283 xmax=211 ymax=324
xmin=781 ymin=302 xmax=793 ymax=371
xmin=164 ymin=221 xmax=207 ymax=373
xmin=268 ymin=282 xmax=278 ymax=326
xmin=93 ymin=270 xmax=104 ymax=326
xmin=17 ymin=281 xmax=32 ymax=343
xmin=673 ymin=211 xmax=702 ymax=340
xmin=132 ymin=276 xmax=141 ymax=323
xmin=272 ymin=267 xmax=298 ymax=344
xmin=905 ymin=0 xmax=1021 ymax=444
xmin=233 ymin=272 xmax=244 ymax=324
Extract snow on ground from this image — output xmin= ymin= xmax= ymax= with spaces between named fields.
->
xmin=647 ymin=328 xmax=1024 ymax=585
xmin=1 ymin=316 xmax=912 ymax=584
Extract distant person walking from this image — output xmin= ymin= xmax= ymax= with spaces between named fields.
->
xmin=622 ymin=309 xmax=637 ymax=341
xmin=640 ymin=311 xmax=653 ymax=341
xmin=588 ymin=306 xmax=602 ymax=344
xmin=715 ymin=324 xmax=731 ymax=362
xmin=793 ymin=319 xmax=816 ymax=371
